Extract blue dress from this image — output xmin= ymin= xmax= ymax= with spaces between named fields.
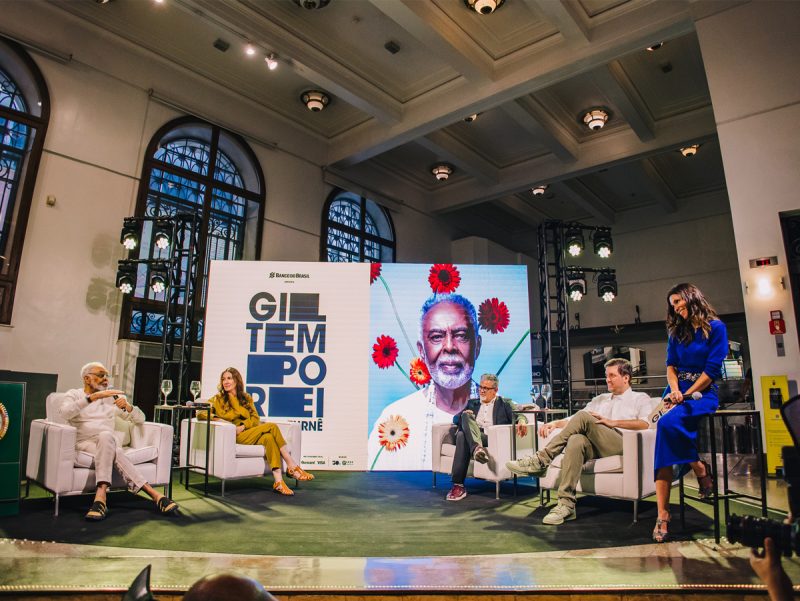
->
xmin=654 ymin=319 xmax=728 ymax=472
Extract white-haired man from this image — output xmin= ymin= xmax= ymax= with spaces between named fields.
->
xmin=53 ymin=362 xmax=178 ymax=521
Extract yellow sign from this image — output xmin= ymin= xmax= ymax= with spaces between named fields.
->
xmin=762 ymin=375 xmax=791 ymax=475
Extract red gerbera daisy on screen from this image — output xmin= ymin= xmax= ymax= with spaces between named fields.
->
xmin=409 ymin=357 xmax=432 ymax=386
xmin=428 ymin=263 xmax=461 ymax=294
xmin=370 ymin=262 xmax=382 ymax=284
xmin=372 ymin=335 xmax=399 ymax=369
xmin=378 ymin=415 xmax=410 ymax=452
xmin=478 ymin=297 xmax=510 ymax=334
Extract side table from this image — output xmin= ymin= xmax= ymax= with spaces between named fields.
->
xmin=153 ymin=403 xmax=213 ymax=498
xmin=679 ymin=409 xmax=767 ymax=543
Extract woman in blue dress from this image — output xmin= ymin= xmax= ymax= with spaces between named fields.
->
xmin=653 ymin=283 xmax=728 ymax=543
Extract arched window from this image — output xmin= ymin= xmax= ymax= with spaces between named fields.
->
xmin=120 ymin=118 xmax=265 ymax=342
xmin=0 ymin=37 xmax=49 ymax=324
xmin=321 ymin=189 xmax=395 ymax=262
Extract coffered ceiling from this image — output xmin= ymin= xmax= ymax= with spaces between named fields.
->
xmin=45 ymin=0 xmax=730 ymax=255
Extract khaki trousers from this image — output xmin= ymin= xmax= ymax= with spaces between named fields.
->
xmin=76 ymin=430 xmax=147 ymax=493
xmin=236 ymin=422 xmax=287 ymax=470
xmin=538 ymin=411 xmax=623 ymax=509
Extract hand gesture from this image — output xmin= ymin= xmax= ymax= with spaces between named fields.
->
xmin=538 ymin=422 xmax=555 ymax=438
xmin=236 ymin=424 xmax=246 ymax=434
xmin=516 ymin=423 xmax=528 ymax=438
xmin=589 ymin=411 xmax=615 ymax=428
xmin=113 ymin=395 xmax=131 ymax=411
xmin=668 ymin=389 xmax=685 ymax=404
xmin=89 ymin=389 xmax=125 ymax=402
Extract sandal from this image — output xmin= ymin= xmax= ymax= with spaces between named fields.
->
xmin=652 ymin=517 xmax=670 ymax=543
xmin=85 ymin=500 xmax=108 ymax=521
xmin=287 ymin=465 xmax=315 ymax=481
xmin=697 ymin=460 xmax=714 ymax=500
xmin=273 ymin=480 xmax=295 ymax=496
xmin=156 ymin=496 xmax=179 ymax=515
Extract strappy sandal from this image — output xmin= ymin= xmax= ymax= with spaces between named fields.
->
xmin=287 ymin=465 xmax=315 ymax=481
xmin=652 ymin=517 xmax=670 ymax=543
xmin=273 ymin=480 xmax=295 ymax=496
xmin=85 ymin=500 xmax=108 ymax=521
xmin=156 ymin=496 xmax=179 ymax=515
xmin=697 ymin=460 xmax=714 ymax=500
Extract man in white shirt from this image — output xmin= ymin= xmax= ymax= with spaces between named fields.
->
xmin=506 ymin=358 xmax=650 ymax=524
xmin=54 ymin=362 xmax=178 ymax=521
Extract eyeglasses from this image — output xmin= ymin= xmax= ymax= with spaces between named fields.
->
xmin=478 ymin=385 xmax=496 ymax=392
xmin=87 ymin=372 xmax=109 ymax=379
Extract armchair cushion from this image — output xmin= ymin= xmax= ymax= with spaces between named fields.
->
xmin=236 ymin=444 xmax=265 ymax=458
xmin=550 ymin=453 xmax=623 ymax=473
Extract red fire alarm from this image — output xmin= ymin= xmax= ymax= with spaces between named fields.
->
xmin=770 ymin=319 xmax=786 ymax=335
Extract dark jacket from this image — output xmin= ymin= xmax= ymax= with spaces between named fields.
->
xmin=452 ymin=395 xmax=521 ymax=426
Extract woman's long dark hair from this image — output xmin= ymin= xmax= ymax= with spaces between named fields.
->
xmin=218 ymin=367 xmax=246 ymax=403
xmin=666 ymin=283 xmax=719 ymax=343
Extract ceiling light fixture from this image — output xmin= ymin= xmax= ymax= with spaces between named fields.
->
xmin=531 ymin=184 xmax=549 ymax=196
xmin=265 ymin=53 xmax=278 ymax=71
xmin=292 ymin=0 xmax=331 ymax=8
xmin=464 ymin=113 xmax=479 ymax=123
xmin=646 ymin=42 xmax=664 ymax=51
xmin=301 ymin=90 xmax=330 ymax=112
xmin=597 ymin=270 xmax=618 ymax=302
xmin=245 ymin=44 xmax=256 ymax=56
xmin=463 ymin=0 xmax=505 ymax=14
xmin=431 ymin=164 xmax=454 ymax=181
xmin=582 ymin=108 xmax=609 ymax=131
xmin=680 ymin=144 xmax=700 ymax=157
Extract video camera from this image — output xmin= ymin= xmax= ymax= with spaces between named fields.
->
xmin=727 ymin=394 xmax=800 ymax=556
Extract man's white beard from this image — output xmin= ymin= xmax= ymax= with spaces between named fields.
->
xmin=422 ymin=350 xmax=474 ymax=390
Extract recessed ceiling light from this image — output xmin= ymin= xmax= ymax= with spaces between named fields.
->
xmin=531 ymin=184 xmax=548 ymax=196
xmin=646 ymin=42 xmax=664 ymax=51
xmin=292 ymin=0 xmax=331 ymax=8
xmin=680 ymin=144 xmax=700 ymax=157
xmin=464 ymin=113 xmax=479 ymax=123
xmin=245 ymin=44 xmax=256 ymax=56
xmin=301 ymin=90 xmax=331 ymax=111
xmin=265 ymin=53 xmax=278 ymax=70
xmin=582 ymin=108 xmax=609 ymax=131
xmin=463 ymin=0 xmax=505 ymax=14
xmin=431 ymin=164 xmax=453 ymax=181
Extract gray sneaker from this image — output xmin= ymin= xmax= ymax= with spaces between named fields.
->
xmin=506 ymin=453 xmax=547 ymax=476
xmin=542 ymin=502 xmax=576 ymax=525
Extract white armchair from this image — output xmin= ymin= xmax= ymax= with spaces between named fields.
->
xmin=25 ymin=393 xmax=173 ymax=516
xmin=179 ymin=416 xmax=301 ymax=496
xmin=431 ymin=421 xmax=527 ymax=499
xmin=535 ymin=397 xmax=662 ymax=522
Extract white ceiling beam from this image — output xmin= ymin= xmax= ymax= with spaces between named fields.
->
xmin=559 ymin=179 xmax=616 ymax=224
xmin=523 ymin=0 xmax=591 ymax=44
xmin=181 ymin=0 xmax=402 ymax=124
xmin=368 ymin=0 xmax=493 ymax=83
xmin=417 ymin=131 xmax=499 ymax=185
xmin=501 ymin=98 xmax=578 ymax=162
xmin=638 ymin=158 xmax=679 ymax=213
xmin=329 ymin=3 xmax=695 ymax=165
xmin=591 ymin=62 xmax=655 ymax=142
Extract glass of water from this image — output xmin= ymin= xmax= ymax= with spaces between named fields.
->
xmin=160 ymin=379 xmax=173 ymax=405
xmin=541 ymin=384 xmax=552 ymax=411
xmin=530 ymin=384 xmax=540 ymax=408
xmin=190 ymin=380 xmax=202 ymax=403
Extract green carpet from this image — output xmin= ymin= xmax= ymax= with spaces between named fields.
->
xmin=2 ymin=471 xmax=734 ymax=557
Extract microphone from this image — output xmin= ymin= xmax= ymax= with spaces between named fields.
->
xmin=663 ymin=391 xmax=702 ymax=402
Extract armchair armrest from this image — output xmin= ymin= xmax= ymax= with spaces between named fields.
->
xmin=265 ymin=419 xmax=302 ymax=465
xmin=134 ymin=421 xmax=173 ymax=485
xmin=621 ymin=428 xmax=656 ymax=498
xmin=475 ymin=423 xmax=514 ymax=480
xmin=180 ymin=418 xmax=237 ymax=477
xmin=25 ymin=419 xmax=77 ymax=494
xmin=431 ymin=422 xmax=454 ymax=473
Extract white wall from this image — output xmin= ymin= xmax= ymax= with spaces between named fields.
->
xmin=695 ymin=2 xmax=800 ymax=411
xmin=0 ymin=4 xmax=454 ymax=390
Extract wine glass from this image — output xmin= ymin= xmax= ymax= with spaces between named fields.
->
xmin=530 ymin=384 xmax=541 ymax=408
xmin=160 ymin=379 xmax=173 ymax=405
xmin=541 ymin=384 xmax=552 ymax=411
xmin=190 ymin=380 xmax=202 ymax=404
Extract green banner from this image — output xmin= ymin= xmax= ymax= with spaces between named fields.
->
xmin=0 ymin=381 xmax=26 ymax=517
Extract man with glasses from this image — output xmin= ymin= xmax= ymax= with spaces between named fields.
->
xmin=446 ymin=373 xmax=527 ymax=501
xmin=505 ymin=358 xmax=650 ymax=524
xmin=53 ymin=362 xmax=179 ymax=521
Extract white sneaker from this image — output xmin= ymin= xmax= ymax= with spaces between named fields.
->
xmin=542 ymin=502 xmax=576 ymax=525
xmin=506 ymin=454 xmax=547 ymax=476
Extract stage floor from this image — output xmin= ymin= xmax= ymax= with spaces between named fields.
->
xmin=1 ymin=470 xmax=798 ymax=595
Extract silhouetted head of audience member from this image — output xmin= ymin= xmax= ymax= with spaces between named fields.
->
xmin=182 ymin=573 xmax=276 ymax=601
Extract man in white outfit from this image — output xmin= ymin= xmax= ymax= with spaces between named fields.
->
xmin=54 ymin=362 xmax=178 ymax=521
xmin=506 ymin=358 xmax=650 ymax=525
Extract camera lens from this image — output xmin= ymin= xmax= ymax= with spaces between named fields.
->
xmin=727 ymin=514 xmax=800 ymax=557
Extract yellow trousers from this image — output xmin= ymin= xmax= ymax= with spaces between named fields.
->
xmin=236 ymin=422 xmax=287 ymax=470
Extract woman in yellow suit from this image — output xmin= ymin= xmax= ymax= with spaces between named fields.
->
xmin=210 ymin=367 xmax=314 ymax=495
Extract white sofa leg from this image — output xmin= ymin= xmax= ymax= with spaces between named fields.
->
xmin=633 ymin=499 xmax=639 ymax=523
xmin=54 ymin=493 xmax=59 ymax=517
